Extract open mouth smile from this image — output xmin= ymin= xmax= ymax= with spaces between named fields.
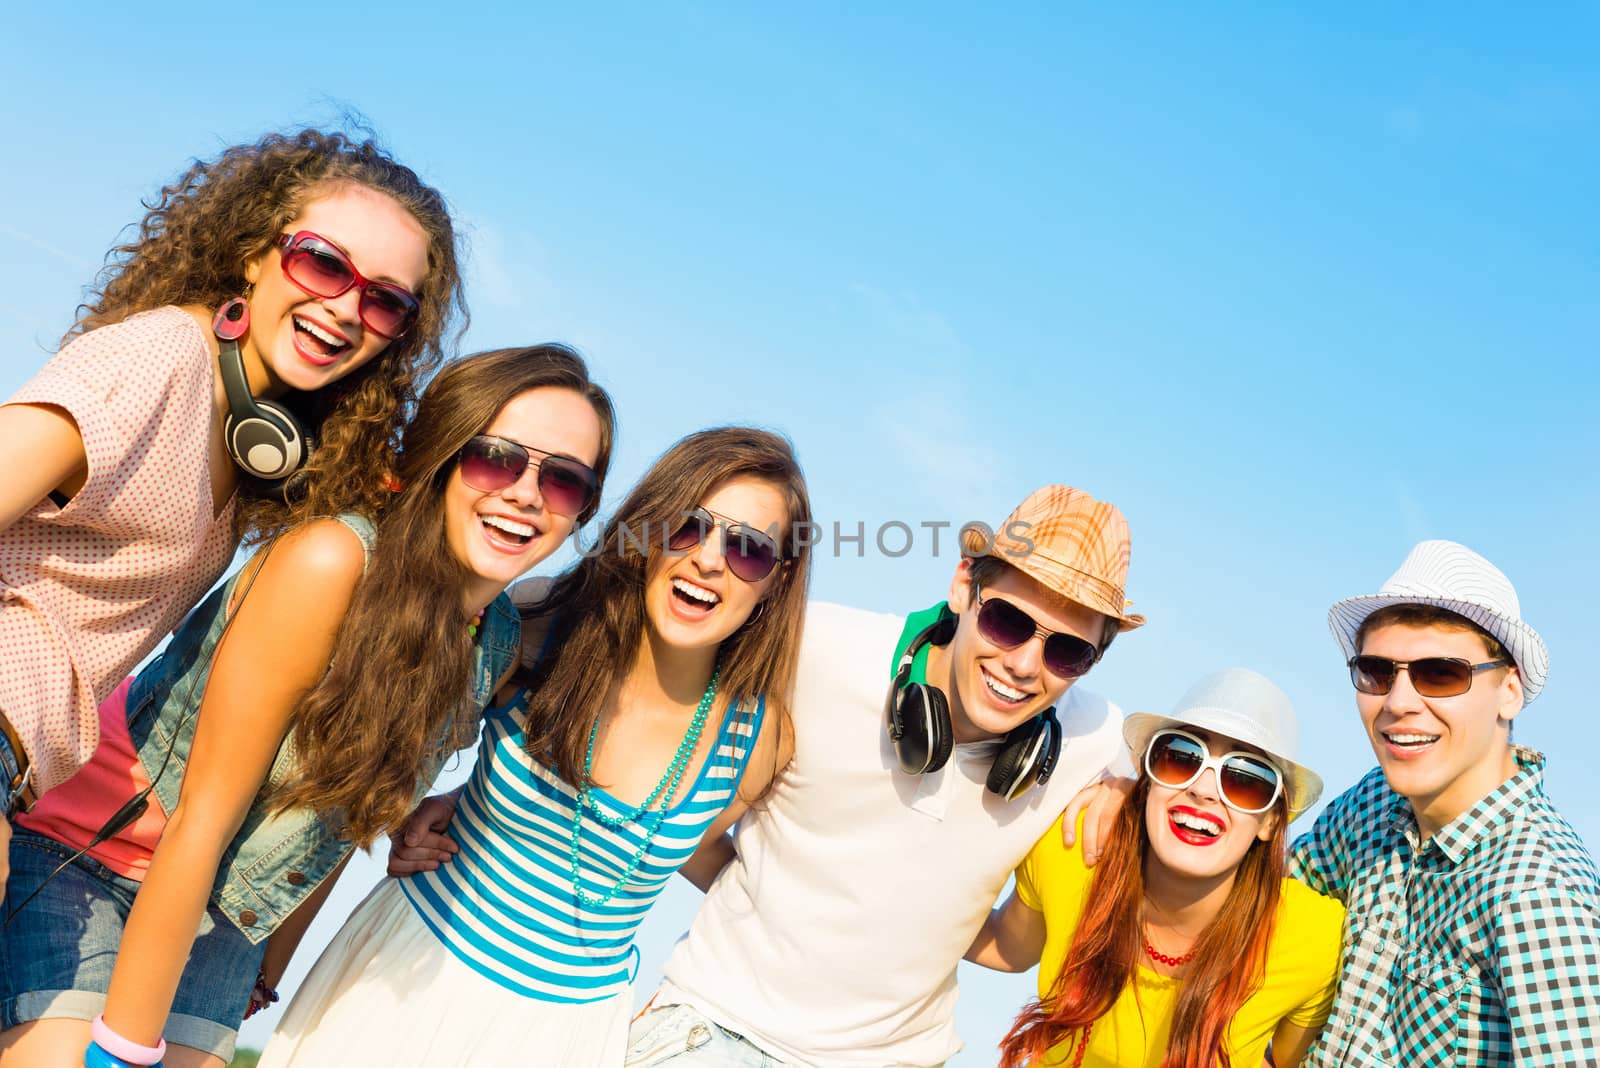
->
xmin=980 ymin=667 xmax=1029 ymax=706
xmin=292 ymin=314 xmax=353 ymax=366
xmin=1167 ymin=805 xmax=1224 ymax=845
xmin=669 ymin=576 xmax=721 ymax=618
xmin=1380 ymin=729 xmax=1441 ymax=759
xmin=480 ymin=513 xmax=539 ymax=552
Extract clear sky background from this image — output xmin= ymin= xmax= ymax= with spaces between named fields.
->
xmin=3 ymin=5 xmax=1597 ymax=1063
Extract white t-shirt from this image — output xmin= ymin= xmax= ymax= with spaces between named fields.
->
xmin=659 ymin=602 xmax=1126 ymax=1067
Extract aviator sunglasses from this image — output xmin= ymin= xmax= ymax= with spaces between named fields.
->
xmin=666 ymin=507 xmax=783 ymax=583
xmin=1144 ymin=728 xmax=1283 ymax=814
xmin=457 ymin=435 xmax=599 ymax=518
xmin=275 ymin=230 xmax=422 ymax=339
xmin=972 ymin=587 xmax=1099 ymax=679
xmin=1347 ymin=655 xmax=1511 ymax=698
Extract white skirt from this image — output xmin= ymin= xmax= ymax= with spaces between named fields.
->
xmin=259 ymin=879 xmax=633 ymax=1068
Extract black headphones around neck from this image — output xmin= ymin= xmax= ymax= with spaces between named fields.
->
xmin=213 ymin=298 xmax=309 ymax=486
xmin=884 ymin=605 xmax=1062 ymax=801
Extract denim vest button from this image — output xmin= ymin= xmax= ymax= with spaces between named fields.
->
xmin=239 ymin=909 xmax=259 ymax=927
xmin=286 ymin=871 xmax=307 ymax=885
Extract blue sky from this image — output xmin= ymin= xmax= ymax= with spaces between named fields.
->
xmin=4 ymin=5 xmax=1597 ymax=1062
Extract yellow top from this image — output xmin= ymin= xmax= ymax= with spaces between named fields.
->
xmin=1013 ymin=814 xmax=1345 ymax=1067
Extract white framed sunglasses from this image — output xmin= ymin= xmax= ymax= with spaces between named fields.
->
xmin=1143 ymin=728 xmax=1283 ymax=815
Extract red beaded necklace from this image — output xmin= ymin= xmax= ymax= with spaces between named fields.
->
xmin=1143 ymin=937 xmax=1198 ymax=967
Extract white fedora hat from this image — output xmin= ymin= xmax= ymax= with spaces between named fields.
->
xmin=1328 ymin=540 xmax=1548 ymax=704
xmin=1123 ymin=668 xmax=1323 ymax=819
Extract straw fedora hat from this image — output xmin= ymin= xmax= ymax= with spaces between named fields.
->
xmin=960 ymin=485 xmax=1145 ymax=630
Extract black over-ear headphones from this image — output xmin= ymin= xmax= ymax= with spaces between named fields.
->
xmin=884 ymin=605 xmax=1062 ymax=801
xmin=213 ymin=298 xmax=309 ymax=485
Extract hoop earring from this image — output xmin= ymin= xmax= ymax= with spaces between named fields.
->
xmin=745 ymin=600 xmax=767 ymax=626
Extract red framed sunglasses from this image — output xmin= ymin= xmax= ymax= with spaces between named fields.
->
xmin=275 ymin=231 xmax=421 ymax=340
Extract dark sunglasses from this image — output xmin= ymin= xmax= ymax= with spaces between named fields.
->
xmin=666 ymin=507 xmax=783 ymax=583
xmin=276 ymin=231 xmax=422 ymax=340
xmin=1145 ymin=729 xmax=1283 ymax=815
xmin=457 ymin=434 xmax=598 ymax=518
xmin=1348 ymin=654 xmax=1510 ymax=698
xmin=972 ymin=587 xmax=1099 ymax=679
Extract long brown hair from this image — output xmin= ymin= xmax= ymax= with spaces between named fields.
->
xmin=522 ymin=427 xmax=812 ymax=797
xmin=68 ymin=127 xmax=467 ymax=543
xmin=269 ymin=344 xmax=615 ymax=845
xmin=998 ymin=776 xmax=1289 ymax=1068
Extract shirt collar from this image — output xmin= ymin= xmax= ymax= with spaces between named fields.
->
xmin=1413 ymin=745 xmax=1548 ymax=865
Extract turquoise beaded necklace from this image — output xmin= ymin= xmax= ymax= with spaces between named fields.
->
xmin=569 ymin=664 xmax=722 ymax=908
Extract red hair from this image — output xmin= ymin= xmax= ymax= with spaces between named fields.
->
xmin=998 ymin=776 xmax=1288 ymax=1068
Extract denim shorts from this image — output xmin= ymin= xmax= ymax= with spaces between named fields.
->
xmin=0 ymin=828 xmax=265 ymax=1060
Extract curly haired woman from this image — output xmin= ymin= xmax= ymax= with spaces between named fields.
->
xmin=0 ymin=127 xmax=465 ymax=889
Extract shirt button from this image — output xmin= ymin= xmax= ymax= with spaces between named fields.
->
xmin=286 ymin=871 xmax=307 ymax=885
xmin=238 ymin=909 xmax=259 ymax=927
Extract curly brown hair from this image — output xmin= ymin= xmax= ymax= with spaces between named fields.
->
xmin=269 ymin=344 xmax=616 ymax=846
xmin=69 ymin=127 xmax=467 ymax=542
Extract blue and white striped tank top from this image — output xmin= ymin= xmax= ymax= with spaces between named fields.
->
xmin=400 ymin=686 xmax=765 ymax=1003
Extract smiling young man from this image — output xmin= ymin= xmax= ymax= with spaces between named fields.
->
xmin=1289 ymin=540 xmax=1600 ymax=1067
xmin=622 ymin=485 xmax=1142 ymax=1067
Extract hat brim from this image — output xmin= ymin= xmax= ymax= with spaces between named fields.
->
xmin=1122 ymin=712 xmax=1323 ymax=821
xmin=961 ymin=529 xmax=1146 ymax=631
xmin=1327 ymin=593 xmax=1548 ymax=703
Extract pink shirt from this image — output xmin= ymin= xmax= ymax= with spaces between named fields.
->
xmin=1 ymin=307 xmax=236 ymax=795
xmin=18 ymin=677 xmax=167 ymax=877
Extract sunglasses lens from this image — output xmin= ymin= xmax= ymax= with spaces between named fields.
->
xmin=283 ymin=237 xmax=356 ymax=297
xmin=1408 ymin=658 xmax=1473 ymax=698
xmin=725 ymin=530 xmax=779 ymax=583
xmin=1042 ymin=634 xmax=1098 ymax=678
xmin=1350 ymin=655 xmax=1398 ymax=695
xmin=976 ymin=597 xmax=1035 ymax=649
xmin=1220 ymin=756 xmax=1281 ymax=812
xmin=1147 ymin=733 xmax=1205 ymax=788
xmin=668 ymin=513 xmax=713 ymax=552
xmin=458 ymin=437 xmax=526 ymax=492
xmin=535 ymin=457 xmax=597 ymax=518
xmin=359 ymin=285 xmax=419 ymax=339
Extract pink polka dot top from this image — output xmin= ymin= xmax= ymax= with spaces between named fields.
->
xmin=2 ymin=306 xmax=237 ymax=795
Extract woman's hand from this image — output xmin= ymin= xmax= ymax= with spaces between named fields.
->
xmin=386 ymin=791 xmax=462 ymax=875
xmin=243 ymin=971 xmax=280 ymax=1020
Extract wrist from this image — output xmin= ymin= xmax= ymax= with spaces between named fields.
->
xmin=89 ymin=1015 xmax=166 ymax=1066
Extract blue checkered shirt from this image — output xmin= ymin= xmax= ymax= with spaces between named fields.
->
xmin=1288 ymin=747 xmax=1600 ymax=1066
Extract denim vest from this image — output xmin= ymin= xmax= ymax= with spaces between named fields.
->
xmin=128 ymin=513 xmax=520 ymax=944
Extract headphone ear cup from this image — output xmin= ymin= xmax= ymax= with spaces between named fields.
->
xmin=216 ymin=338 xmax=309 ymax=483
xmin=986 ymin=709 xmax=1061 ymax=800
xmin=224 ymin=397 xmax=307 ymax=483
xmin=923 ymin=683 xmax=953 ymax=774
xmin=890 ymin=683 xmax=955 ymax=775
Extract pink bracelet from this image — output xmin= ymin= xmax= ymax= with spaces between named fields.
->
xmin=91 ymin=1014 xmax=167 ymax=1066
